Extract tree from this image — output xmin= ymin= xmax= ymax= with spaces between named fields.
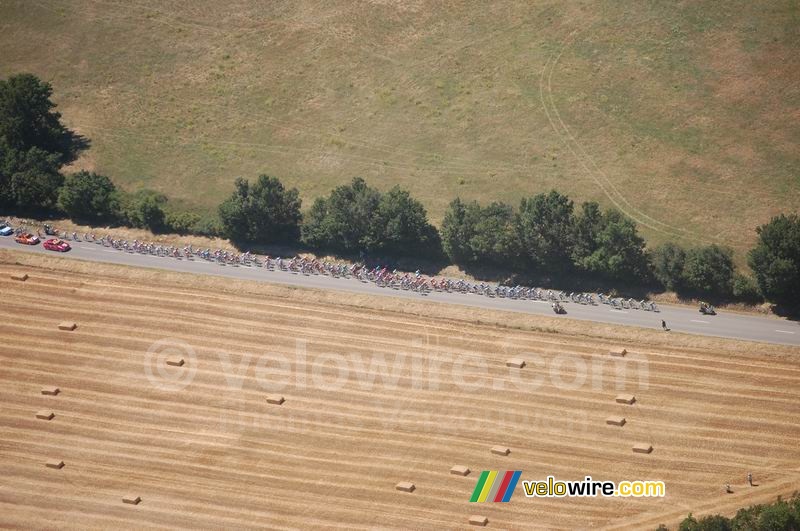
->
xmin=369 ymin=186 xmax=440 ymax=257
xmin=301 ymin=177 xmax=380 ymax=253
xmin=440 ymin=199 xmax=517 ymax=267
xmin=572 ymin=201 xmax=603 ymax=264
xmin=652 ymin=242 xmax=687 ymax=290
xmin=748 ymin=214 xmax=800 ymax=308
xmin=137 ymin=195 xmax=166 ymax=232
xmin=515 ymin=190 xmax=575 ymax=272
xmin=218 ymin=175 xmax=302 ymax=244
xmin=0 ymin=74 xmax=87 ymax=165
xmin=440 ymin=198 xmax=474 ymax=264
xmin=677 ymin=513 xmax=732 ymax=531
xmin=682 ymin=245 xmax=735 ymax=297
xmin=0 ymin=74 xmax=88 ymax=212
xmin=218 ymin=178 xmax=249 ymax=240
xmin=577 ymin=208 xmax=650 ymax=281
xmin=757 ymin=500 xmax=798 ymax=531
xmin=469 ymin=201 xmax=517 ymax=267
xmin=58 ymin=171 xmax=120 ymax=222
xmin=2 ymin=145 xmax=63 ymax=210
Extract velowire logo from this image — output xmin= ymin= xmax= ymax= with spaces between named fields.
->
xmin=470 ymin=471 xmax=522 ymax=502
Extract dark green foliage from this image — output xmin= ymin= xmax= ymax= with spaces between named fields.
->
xmin=302 ymin=177 xmax=439 ymax=257
xmin=757 ymin=500 xmax=798 ymax=531
xmin=218 ymin=175 xmax=302 ymax=244
xmin=515 ymin=190 xmax=575 ymax=271
xmin=682 ymin=245 xmax=735 ymax=297
xmin=677 ymin=513 xmax=732 ymax=531
xmin=573 ymin=201 xmax=603 ymax=263
xmin=468 ymin=201 xmax=517 ymax=266
xmin=58 ymin=171 xmax=120 ymax=222
xmin=189 ymin=213 xmax=222 ymax=237
xmin=574 ymin=206 xmax=650 ymax=281
xmin=124 ymin=189 xmax=167 ymax=232
xmin=731 ymin=273 xmax=763 ymax=304
xmin=164 ymin=210 xmax=201 ymax=235
xmin=137 ymin=195 xmax=166 ymax=233
xmin=748 ymin=214 xmax=800 ymax=308
xmin=0 ymin=74 xmax=86 ymax=212
xmin=440 ymin=198 xmax=472 ymax=264
xmin=440 ymin=198 xmax=516 ymax=267
xmin=2 ymin=145 xmax=63 ymax=210
xmin=679 ymin=513 xmax=700 ymax=531
xmin=301 ymin=177 xmax=380 ymax=253
xmin=0 ymin=74 xmax=87 ymax=165
xmin=369 ymin=186 xmax=440 ymax=257
xmin=670 ymin=492 xmax=800 ymax=531
xmin=651 ymin=242 xmax=687 ymax=290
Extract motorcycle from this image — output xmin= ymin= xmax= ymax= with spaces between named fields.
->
xmin=699 ymin=303 xmax=716 ymax=315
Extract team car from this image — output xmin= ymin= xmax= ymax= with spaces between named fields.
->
xmin=0 ymin=224 xmax=13 ymax=236
xmin=14 ymin=232 xmax=40 ymax=245
xmin=43 ymin=238 xmax=71 ymax=252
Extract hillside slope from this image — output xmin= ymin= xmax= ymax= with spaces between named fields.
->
xmin=1 ymin=0 xmax=798 ymax=255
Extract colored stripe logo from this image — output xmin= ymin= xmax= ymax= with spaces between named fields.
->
xmin=470 ymin=471 xmax=521 ymax=502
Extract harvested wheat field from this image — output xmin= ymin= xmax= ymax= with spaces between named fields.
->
xmin=1 ymin=255 xmax=799 ymax=529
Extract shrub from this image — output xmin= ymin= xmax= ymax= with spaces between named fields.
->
xmin=124 ymin=189 xmax=167 ymax=232
xmin=731 ymin=273 xmax=763 ymax=304
xmin=190 ymin=213 xmax=222 ymax=237
xmin=165 ymin=210 xmax=201 ymax=235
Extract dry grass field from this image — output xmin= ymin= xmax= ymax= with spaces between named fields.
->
xmin=1 ymin=252 xmax=799 ymax=529
xmin=1 ymin=0 xmax=799 ymax=258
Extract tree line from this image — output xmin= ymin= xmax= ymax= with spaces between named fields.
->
xmin=2 ymin=73 xmax=798 ymax=310
xmin=660 ymin=491 xmax=800 ymax=531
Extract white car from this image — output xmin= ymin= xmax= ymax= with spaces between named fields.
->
xmin=0 ymin=225 xmax=13 ymax=236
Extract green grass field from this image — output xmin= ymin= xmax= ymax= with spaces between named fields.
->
xmin=2 ymin=0 xmax=798 ymax=262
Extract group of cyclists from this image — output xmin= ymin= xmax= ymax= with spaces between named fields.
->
xmin=5 ymin=218 xmax=662 ymax=314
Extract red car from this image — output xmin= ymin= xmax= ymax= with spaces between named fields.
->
xmin=43 ymin=238 xmax=71 ymax=252
xmin=14 ymin=232 xmax=40 ymax=245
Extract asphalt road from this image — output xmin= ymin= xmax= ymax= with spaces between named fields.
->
xmin=2 ymin=236 xmax=798 ymax=346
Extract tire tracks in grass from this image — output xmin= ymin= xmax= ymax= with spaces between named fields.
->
xmin=538 ymin=24 xmax=749 ymax=249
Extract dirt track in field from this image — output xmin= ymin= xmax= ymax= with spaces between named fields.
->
xmin=1 ymin=258 xmax=799 ymax=529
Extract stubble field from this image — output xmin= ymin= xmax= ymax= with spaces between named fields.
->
xmin=0 ymin=254 xmax=799 ymax=528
